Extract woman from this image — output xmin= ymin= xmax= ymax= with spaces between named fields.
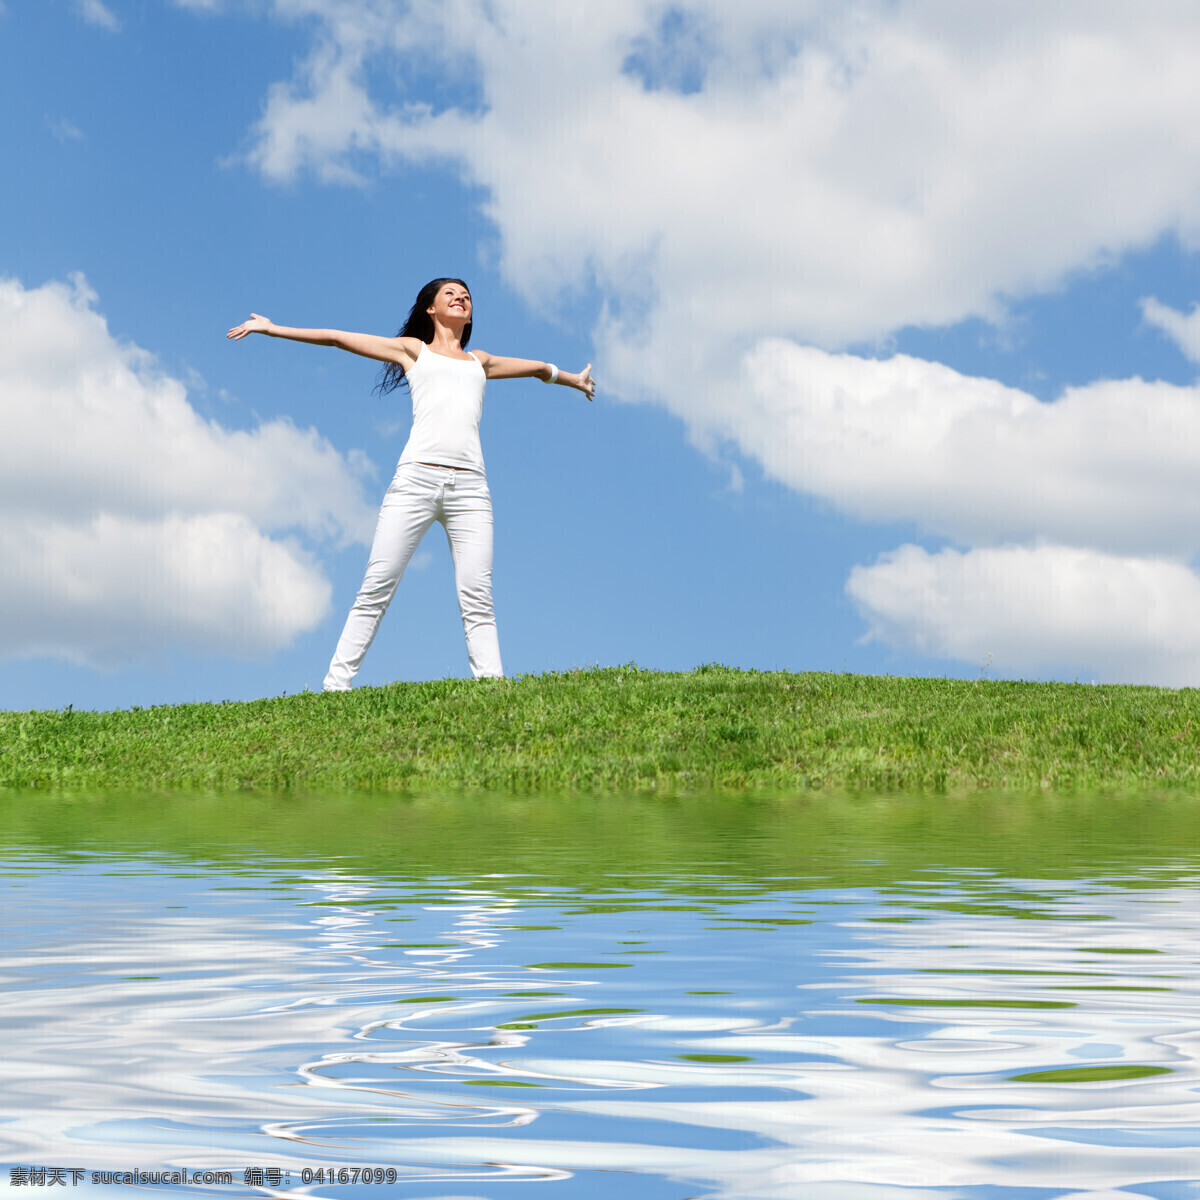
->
xmin=228 ymin=278 xmax=595 ymax=690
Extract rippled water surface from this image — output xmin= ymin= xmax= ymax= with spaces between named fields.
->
xmin=3 ymin=792 xmax=1200 ymax=1200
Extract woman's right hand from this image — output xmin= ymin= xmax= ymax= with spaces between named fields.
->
xmin=575 ymin=363 xmax=596 ymax=401
xmin=227 ymin=313 xmax=273 ymax=340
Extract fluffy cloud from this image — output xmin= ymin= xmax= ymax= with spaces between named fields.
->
xmin=241 ymin=1 xmax=1200 ymax=358
xmin=46 ymin=117 xmax=84 ymax=143
xmin=0 ymin=276 xmax=376 ymax=667
xmin=847 ymin=544 xmax=1200 ymax=686
xmin=224 ymin=0 xmax=1200 ymax=682
xmin=2 ymin=514 xmax=331 ymax=666
xmin=75 ymin=0 xmax=120 ymax=31
xmin=736 ymin=341 xmax=1200 ymax=558
xmin=1141 ymin=297 xmax=1200 ymax=365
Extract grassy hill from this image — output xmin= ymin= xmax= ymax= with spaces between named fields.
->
xmin=2 ymin=664 xmax=1199 ymax=794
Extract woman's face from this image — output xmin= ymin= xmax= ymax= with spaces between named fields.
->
xmin=428 ymin=282 xmax=472 ymax=324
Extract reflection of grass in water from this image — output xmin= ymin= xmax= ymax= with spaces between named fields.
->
xmin=11 ymin=663 xmax=1200 ymax=793
xmin=1010 ymin=1065 xmax=1173 ymax=1084
xmin=508 ymin=1008 xmax=643 ymax=1021
xmin=569 ymin=905 xmax=711 ymax=914
xmin=464 ymin=1080 xmax=544 ymax=1087
xmin=524 ymin=962 xmax=632 ymax=969
xmin=1066 ymin=985 xmax=1175 ymax=991
xmin=6 ymin=779 xmax=1200 ymax=912
xmin=707 ymin=918 xmax=814 ymax=925
xmin=1082 ymin=947 xmax=1164 ymax=954
xmin=498 ymin=1006 xmax=643 ymax=1030
xmin=678 ymin=1054 xmax=754 ymax=1063
xmin=379 ymin=943 xmax=459 ymax=949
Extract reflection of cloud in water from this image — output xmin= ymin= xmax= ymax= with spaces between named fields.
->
xmin=1 ymin=860 xmax=1199 ymax=1198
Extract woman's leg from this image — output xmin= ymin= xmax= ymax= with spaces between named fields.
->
xmin=322 ymin=466 xmax=438 ymax=691
xmin=440 ymin=471 xmax=503 ymax=679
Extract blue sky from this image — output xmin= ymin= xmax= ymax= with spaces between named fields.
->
xmin=4 ymin=1 xmax=1200 ymax=712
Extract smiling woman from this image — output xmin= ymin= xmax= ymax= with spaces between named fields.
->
xmin=228 ymin=279 xmax=597 ymax=691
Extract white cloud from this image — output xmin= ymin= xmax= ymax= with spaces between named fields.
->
xmin=734 ymin=341 xmax=1200 ymax=558
xmin=75 ymin=0 xmax=120 ymax=31
xmin=45 ymin=116 xmax=84 ymax=143
xmin=1 ymin=514 xmax=331 ymax=666
xmin=847 ymin=544 xmax=1200 ymax=686
xmin=240 ymin=0 xmax=1200 ymax=358
xmin=0 ymin=275 xmax=377 ymax=667
xmin=1141 ymin=296 xmax=1200 ymax=365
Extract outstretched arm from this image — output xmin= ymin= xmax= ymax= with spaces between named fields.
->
xmin=474 ymin=351 xmax=596 ymax=401
xmin=227 ymin=314 xmax=415 ymax=367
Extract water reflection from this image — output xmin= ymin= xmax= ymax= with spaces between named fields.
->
xmin=1 ymin=792 xmax=1199 ymax=1199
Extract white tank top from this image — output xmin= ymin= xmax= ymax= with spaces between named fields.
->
xmin=397 ymin=346 xmax=487 ymax=473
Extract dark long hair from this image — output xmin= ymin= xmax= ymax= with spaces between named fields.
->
xmin=375 ymin=277 xmax=472 ymax=396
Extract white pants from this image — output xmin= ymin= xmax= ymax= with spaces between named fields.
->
xmin=323 ymin=462 xmax=503 ymax=690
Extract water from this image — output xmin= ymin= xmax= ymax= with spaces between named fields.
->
xmin=2 ymin=792 xmax=1200 ymax=1199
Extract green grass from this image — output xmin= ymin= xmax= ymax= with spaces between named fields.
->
xmin=2 ymin=664 xmax=1200 ymax=793
xmin=1008 ymin=1065 xmax=1173 ymax=1084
